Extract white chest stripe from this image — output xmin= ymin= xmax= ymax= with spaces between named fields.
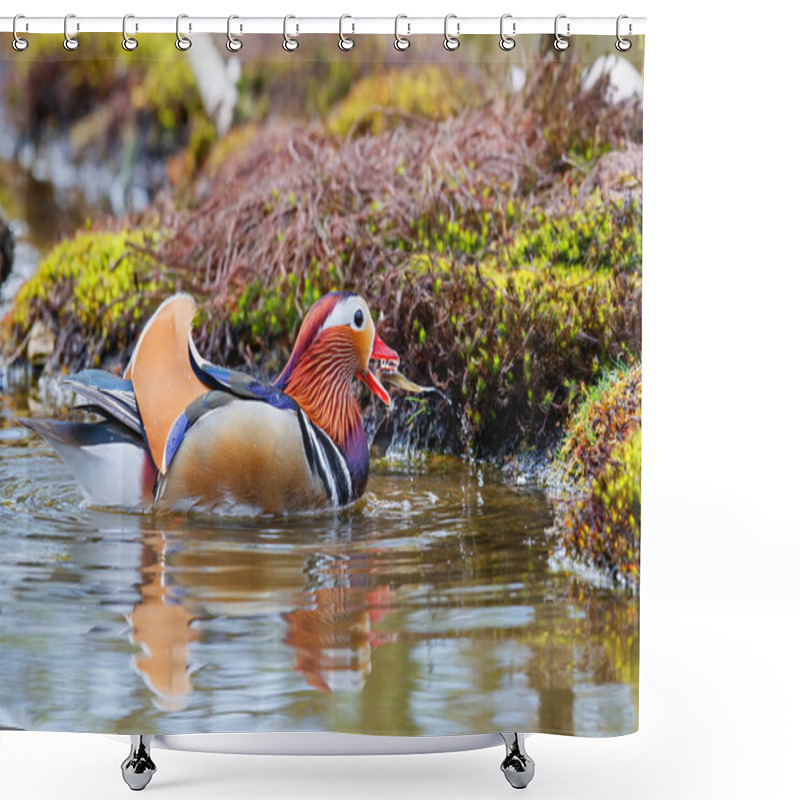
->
xmin=307 ymin=413 xmax=339 ymax=505
xmin=298 ymin=409 xmax=352 ymax=507
xmin=318 ymin=426 xmax=353 ymax=505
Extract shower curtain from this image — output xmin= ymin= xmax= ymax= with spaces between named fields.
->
xmin=0 ymin=26 xmax=643 ymax=740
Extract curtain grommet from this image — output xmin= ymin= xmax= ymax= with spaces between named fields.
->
xmin=499 ymin=14 xmax=516 ymax=51
xmin=394 ymin=14 xmax=410 ymax=51
xmin=12 ymin=15 xmax=29 ymax=51
xmin=176 ymin=13 xmax=192 ymax=51
xmin=63 ymin=13 xmax=79 ymax=51
xmin=443 ymin=14 xmax=460 ymax=51
xmin=283 ymin=15 xmax=299 ymax=52
xmin=616 ymin=15 xmax=632 ymax=51
xmin=338 ymin=14 xmax=355 ymax=51
xmin=122 ymin=14 xmax=138 ymax=51
xmin=227 ymin=15 xmax=243 ymax=52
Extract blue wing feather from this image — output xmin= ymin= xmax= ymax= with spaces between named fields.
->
xmin=188 ymin=347 xmax=297 ymax=411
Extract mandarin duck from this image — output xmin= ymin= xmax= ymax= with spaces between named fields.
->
xmin=21 ymin=291 xmax=400 ymax=513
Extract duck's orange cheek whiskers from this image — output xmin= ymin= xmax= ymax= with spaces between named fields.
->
xmin=352 ymin=328 xmax=374 ymax=372
xmin=359 ymin=370 xmax=391 ymax=406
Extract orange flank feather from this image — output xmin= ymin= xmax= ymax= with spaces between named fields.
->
xmin=128 ymin=295 xmax=208 ymax=474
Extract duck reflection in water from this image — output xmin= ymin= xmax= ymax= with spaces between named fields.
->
xmin=283 ymin=565 xmax=396 ymax=693
xmin=129 ymin=521 xmax=397 ymax=707
xmin=130 ymin=531 xmax=200 ymax=709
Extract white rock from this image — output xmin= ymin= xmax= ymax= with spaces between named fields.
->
xmin=581 ymin=54 xmax=643 ymax=103
xmin=509 ymin=66 xmax=527 ymax=94
xmin=188 ymin=36 xmax=239 ymax=137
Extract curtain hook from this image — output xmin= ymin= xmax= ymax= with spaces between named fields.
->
xmin=616 ymin=15 xmax=632 ymax=52
xmin=394 ymin=14 xmax=410 ymax=51
xmin=176 ymin=14 xmax=192 ymax=51
xmin=339 ymin=14 xmax=354 ymax=51
xmin=12 ymin=14 xmax=29 ymax=51
xmin=63 ymin=13 xmax=79 ymax=51
xmin=122 ymin=14 xmax=138 ymax=51
xmin=553 ymin=14 xmax=570 ymax=51
xmin=283 ymin=15 xmax=299 ymax=51
xmin=499 ymin=14 xmax=516 ymax=51
xmin=227 ymin=15 xmax=243 ymax=52
xmin=443 ymin=14 xmax=460 ymax=51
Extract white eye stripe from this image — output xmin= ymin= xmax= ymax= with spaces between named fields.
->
xmin=321 ymin=296 xmax=371 ymax=332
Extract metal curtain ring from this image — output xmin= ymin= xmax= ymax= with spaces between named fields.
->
xmin=283 ymin=15 xmax=299 ymax=51
xmin=339 ymin=14 xmax=354 ymax=51
xmin=227 ymin=15 xmax=243 ymax=52
xmin=12 ymin=14 xmax=29 ymax=51
xmin=553 ymin=14 xmax=570 ymax=51
xmin=443 ymin=14 xmax=460 ymax=51
xmin=176 ymin=14 xmax=192 ymax=51
xmin=394 ymin=14 xmax=410 ymax=51
xmin=616 ymin=14 xmax=632 ymax=51
xmin=122 ymin=14 xmax=138 ymax=51
xmin=63 ymin=13 xmax=79 ymax=51
xmin=499 ymin=14 xmax=515 ymax=51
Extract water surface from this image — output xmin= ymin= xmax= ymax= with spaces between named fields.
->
xmin=0 ymin=381 xmax=638 ymax=737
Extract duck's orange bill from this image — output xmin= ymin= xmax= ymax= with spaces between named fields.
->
xmin=359 ymin=333 xmax=400 ymax=406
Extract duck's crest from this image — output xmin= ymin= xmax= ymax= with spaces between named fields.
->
xmin=274 ymin=291 xmax=356 ymax=389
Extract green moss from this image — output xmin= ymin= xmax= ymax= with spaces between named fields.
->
xmin=326 ymin=66 xmax=478 ymax=137
xmin=231 ymin=278 xmax=299 ymax=341
xmin=407 ymin=213 xmax=492 ymax=258
xmin=509 ymin=192 xmax=642 ymax=273
xmin=132 ymin=57 xmax=199 ymax=128
xmin=7 ymin=229 xmax=170 ymax=367
xmin=558 ymin=362 xmax=642 ymax=488
xmin=387 ymin=196 xmax=642 ymax=454
xmin=562 ymin=427 xmax=641 ymax=586
xmin=223 ymin=265 xmax=342 ymax=367
xmin=383 ymin=243 xmax=641 ymax=455
xmin=396 ymin=189 xmax=640 ymax=280
xmin=551 ymin=360 xmax=642 ymax=586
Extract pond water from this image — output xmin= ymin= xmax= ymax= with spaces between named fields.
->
xmin=0 ymin=380 xmax=638 ymax=737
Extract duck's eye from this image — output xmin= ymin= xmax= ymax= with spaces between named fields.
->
xmin=353 ymin=309 xmax=364 ymax=328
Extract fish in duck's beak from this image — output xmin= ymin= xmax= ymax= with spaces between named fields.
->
xmin=359 ymin=332 xmax=399 ymax=406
